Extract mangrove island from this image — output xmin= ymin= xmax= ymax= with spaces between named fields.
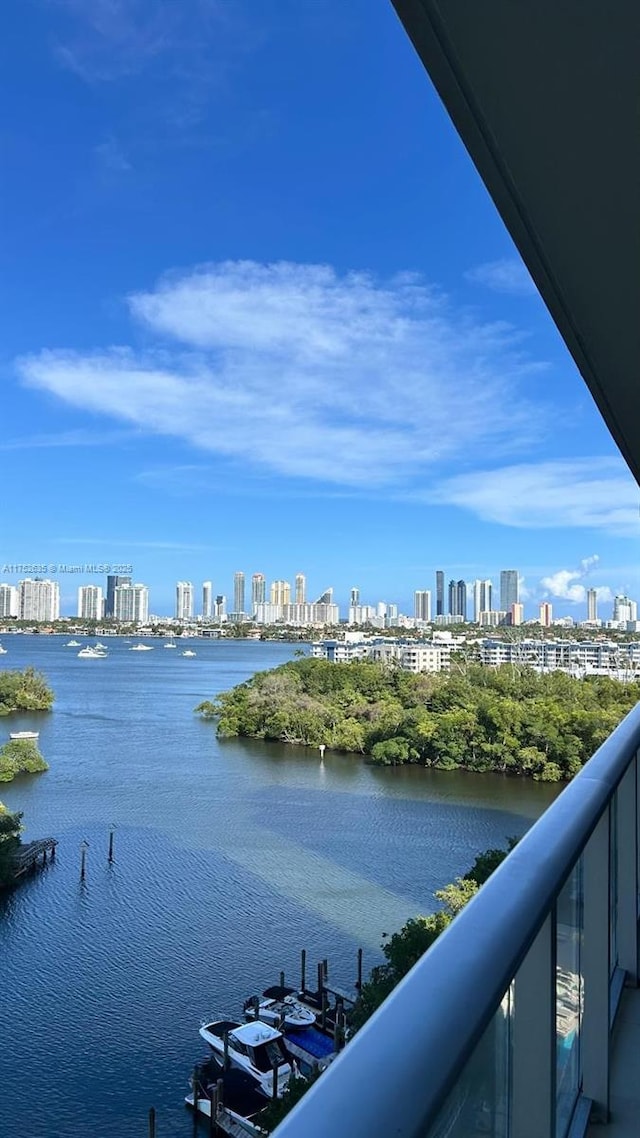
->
xmin=196 ymin=658 xmax=638 ymax=781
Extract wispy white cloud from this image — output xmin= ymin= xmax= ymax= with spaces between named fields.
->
xmin=94 ymin=136 xmax=131 ymax=172
xmin=540 ymin=555 xmax=614 ymax=605
xmin=429 ymin=459 xmax=639 ymax=536
xmin=465 ymin=258 xmax=537 ymax=297
xmin=0 ymin=428 xmax=138 ymax=451
xmin=17 ymin=260 xmax=547 ymax=490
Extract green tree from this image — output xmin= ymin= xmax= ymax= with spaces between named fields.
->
xmin=0 ymin=739 xmax=48 ymax=783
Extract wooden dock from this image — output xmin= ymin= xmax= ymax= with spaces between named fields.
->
xmin=9 ymin=838 xmax=57 ymax=882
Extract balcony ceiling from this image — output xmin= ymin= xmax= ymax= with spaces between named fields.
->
xmin=391 ymin=1 xmax=640 ymax=484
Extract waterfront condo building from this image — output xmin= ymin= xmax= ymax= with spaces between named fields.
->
xmin=510 ymin=602 xmax=524 ymax=627
xmin=105 ymin=573 xmax=131 ymax=618
xmin=270 ymin=579 xmax=291 ymax=606
xmin=251 ymin=573 xmax=266 ymax=611
xmin=19 ymin=578 xmax=60 ymax=622
xmin=539 ymin=602 xmax=553 ymax=628
xmin=295 ymin=573 xmax=306 ymax=605
xmin=613 ymin=594 xmax=638 ymax=624
xmin=473 ymin=579 xmax=493 ymax=623
xmin=500 ymin=569 xmax=519 ymax=613
xmin=233 ymin=571 xmax=245 ymax=615
xmin=448 ymin=579 xmax=467 ymax=620
xmin=114 ymin=583 xmax=149 ymax=624
xmin=350 ymin=586 xmax=360 ymax=607
xmin=202 ymin=581 xmax=213 ymax=619
xmin=175 ymin=581 xmax=194 ymax=621
xmin=587 ymin=587 xmax=598 ymax=623
xmin=0 ymin=583 xmax=19 ymax=618
xmin=77 ymin=585 xmax=104 ymax=621
xmin=414 ymin=589 xmax=432 ymax=622
xmin=436 ymin=570 xmax=445 ymax=616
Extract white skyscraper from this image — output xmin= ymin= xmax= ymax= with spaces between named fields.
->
xmin=473 ymin=579 xmax=493 ymax=622
xmin=175 ymin=581 xmax=194 ymax=621
xmin=613 ymin=594 xmax=637 ymax=624
xmin=18 ymin=578 xmax=60 ymax=622
xmin=77 ymin=585 xmax=104 ymax=621
xmin=114 ymin=583 xmax=149 ymax=624
xmin=587 ymin=588 xmax=598 ymax=622
xmin=0 ymin=584 xmax=19 ymax=618
xmin=233 ymin=572 xmax=246 ymax=615
xmin=414 ymin=590 xmax=432 ymax=622
xmin=202 ymin=581 xmax=213 ymax=619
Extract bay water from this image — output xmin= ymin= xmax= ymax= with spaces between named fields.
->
xmin=0 ymin=636 xmax=558 ymax=1137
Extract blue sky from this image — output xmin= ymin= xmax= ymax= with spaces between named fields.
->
xmin=2 ymin=0 xmax=638 ymax=618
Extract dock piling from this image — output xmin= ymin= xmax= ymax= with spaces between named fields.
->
xmin=317 ymin=962 xmax=324 ymax=999
xmin=356 ymin=947 xmax=363 ymax=991
xmin=322 ymin=958 xmax=328 ymax=981
xmin=300 ymin=948 xmax=306 ymax=993
xmin=192 ymin=1065 xmax=200 ymax=1132
xmin=279 ymin=970 xmax=285 ymax=989
xmin=209 ymin=1081 xmax=219 ymax=1136
xmin=272 ymin=1062 xmax=278 ymax=1100
xmin=321 ymin=990 xmax=328 ymax=1032
xmin=148 ymin=1107 xmax=156 ymax=1138
xmin=223 ymin=1029 xmax=229 ymax=1071
xmin=108 ymin=825 xmax=115 ymax=864
xmin=79 ymin=840 xmax=89 ymax=882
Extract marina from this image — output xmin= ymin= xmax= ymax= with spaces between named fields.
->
xmin=0 ymin=636 xmax=557 ymax=1137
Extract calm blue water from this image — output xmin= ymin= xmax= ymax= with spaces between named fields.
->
xmin=0 ymin=635 xmax=558 ymax=1138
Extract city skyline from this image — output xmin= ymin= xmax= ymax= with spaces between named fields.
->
xmin=0 ymin=565 xmax=635 ymax=626
xmin=2 ymin=1 xmax=639 ymax=632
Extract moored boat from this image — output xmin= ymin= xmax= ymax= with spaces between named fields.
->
xmin=243 ymin=994 xmax=316 ymax=1031
xmin=129 ymin=644 xmax=154 ymax=651
xmin=9 ymin=730 xmax=40 ymax=740
xmin=199 ymin=1020 xmax=293 ymax=1098
xmin=182 ymin=649 xmax=196 ymax=657
xmin=65 ymin=640 xmax=81 ymax=647
xmin=78 ymin=646 xmax=107 ymax=658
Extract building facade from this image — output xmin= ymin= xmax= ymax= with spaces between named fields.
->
xmin=202 ymin=581 xmax=213 ymax=619
xmin=500 ymin=570 xmax=519 ymax=613
xmin=251 ymin=574 xmax=266 ymax=611
xmin=105 ymin=573 xmax=131 ymax=618
xmin=295 ymin=574 xmax=306 ymax=605
xmin=587 ymin=587 xmax=598 ymax=622
xmin=473 ymin=579 xmax=492 ymax=622
xmin=539 ymin=602 xmax=553 ymax=627
xmin=18 ymin=578 xmax=60 ymax=622
xmin=175 ymin=581 xmax=194 ymax=621
xmin=77 ymin=585 xmax=103 ymax=621
xmin=414 ymin=590 xmax=432 ymax=622
xmin=270 ymin=580 xmax=291 ymax=606
xmin=114 ymin=583 xmax=149 ymax=624
xmin=0 ymin=584 xmax=19 ymax=618
xmin=436 ymin=570 xmax=445 ymax=616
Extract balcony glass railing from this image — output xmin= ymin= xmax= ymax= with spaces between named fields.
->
xmin=273 ymin=702 xmax=640 ymax=1138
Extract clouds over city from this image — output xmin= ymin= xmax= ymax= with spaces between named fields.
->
xmin=17 ymin=259 xmax=544 ymax=490
xmin=429 ymin=459 xmax=639 ymax=537
xmin=540 ymin=555 xmax=614 ymax=605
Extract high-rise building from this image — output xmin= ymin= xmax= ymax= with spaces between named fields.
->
xmin=587 ymin=588 xmax=598 ymax=622
xmin=473 ymin=580 xmax=493 ymax=623
xmin=77 ymin=585 xmax=103 ymax=621
xmin=202 ymin=581 xmax=213 ymax=619
xmin=233 ymin=571 xmax=245 ymax=615
xmin=350 ymin=587 xmax=360 ymax=607
xmin=295 ymin=573 xmax=306 ymax=605
xmin=414 ymin=590 xmax=432 ymax=622
xmin=251 ymin=574 xmax=266 ymax=610
xmin=114 ymin=583 xmax=149 ymax=624
xmin=175 ymin=581 xmax=194 ymax=620
xmin=449 ymin=579 xmax=467 ymax=620
xmin=316 ymin=588 xmax=333 ymax=604
xmin=510 ymin=602 xmax=524 ymax=627
xmin=613 ymin=594 xmax=638 ymax=623
xmin=215 ymin=595 xmax=226 ymax=619
xmin=18 ymin=579 xmax=60 ymax=622
xmin=0 ymin=584 xmax=19 ymax=618
xmin=436 ymin=571 xmax=445 ymax=617
xmin=500 ymin=570 xmax=519 ymax=613
xmin=539 ymin=602 xmax=553 ymax=627
xmin=270 ymin=580 xmax=291 ymax=606
xmin=106 ymin=574 xmax=131 ymax=618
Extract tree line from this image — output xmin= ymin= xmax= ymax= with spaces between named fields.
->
xmin=196 ymin=658 xmax=639 ymax=781
xmin=0 ymin=667 xmax=54 ymax=715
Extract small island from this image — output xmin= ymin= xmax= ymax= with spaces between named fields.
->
xmin=0 ymin=666 xmax=54 ymax=716
xmin=196 ymin=658 xmax=638 ymax=781
xmin=0 ymin=738 xmax=49 ymax=783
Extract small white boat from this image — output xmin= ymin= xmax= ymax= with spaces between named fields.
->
xmin=94 ymin=642 xmax=107 ymax=650
xmin=164 ymin=639 xmax=177 ymax=648
xmin=182 ymin=649 xmax=197 ymax=657
xmin=78 ymin=646 xmax=108 ymax=658
xmin=0 ymin=645 xmax=7 ymax=654
xmin=199 ymin=1020 xmax=293 ymax=1099
xmin=65 ymin=640 xmax=81 ymax=648
xmin=129 ymin=644 xmax=154 ymax=651
xmin=244 ymin=995 xmax=317 ymax=1031
xmin=9 ymin=731 xmax=40 ymax=740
